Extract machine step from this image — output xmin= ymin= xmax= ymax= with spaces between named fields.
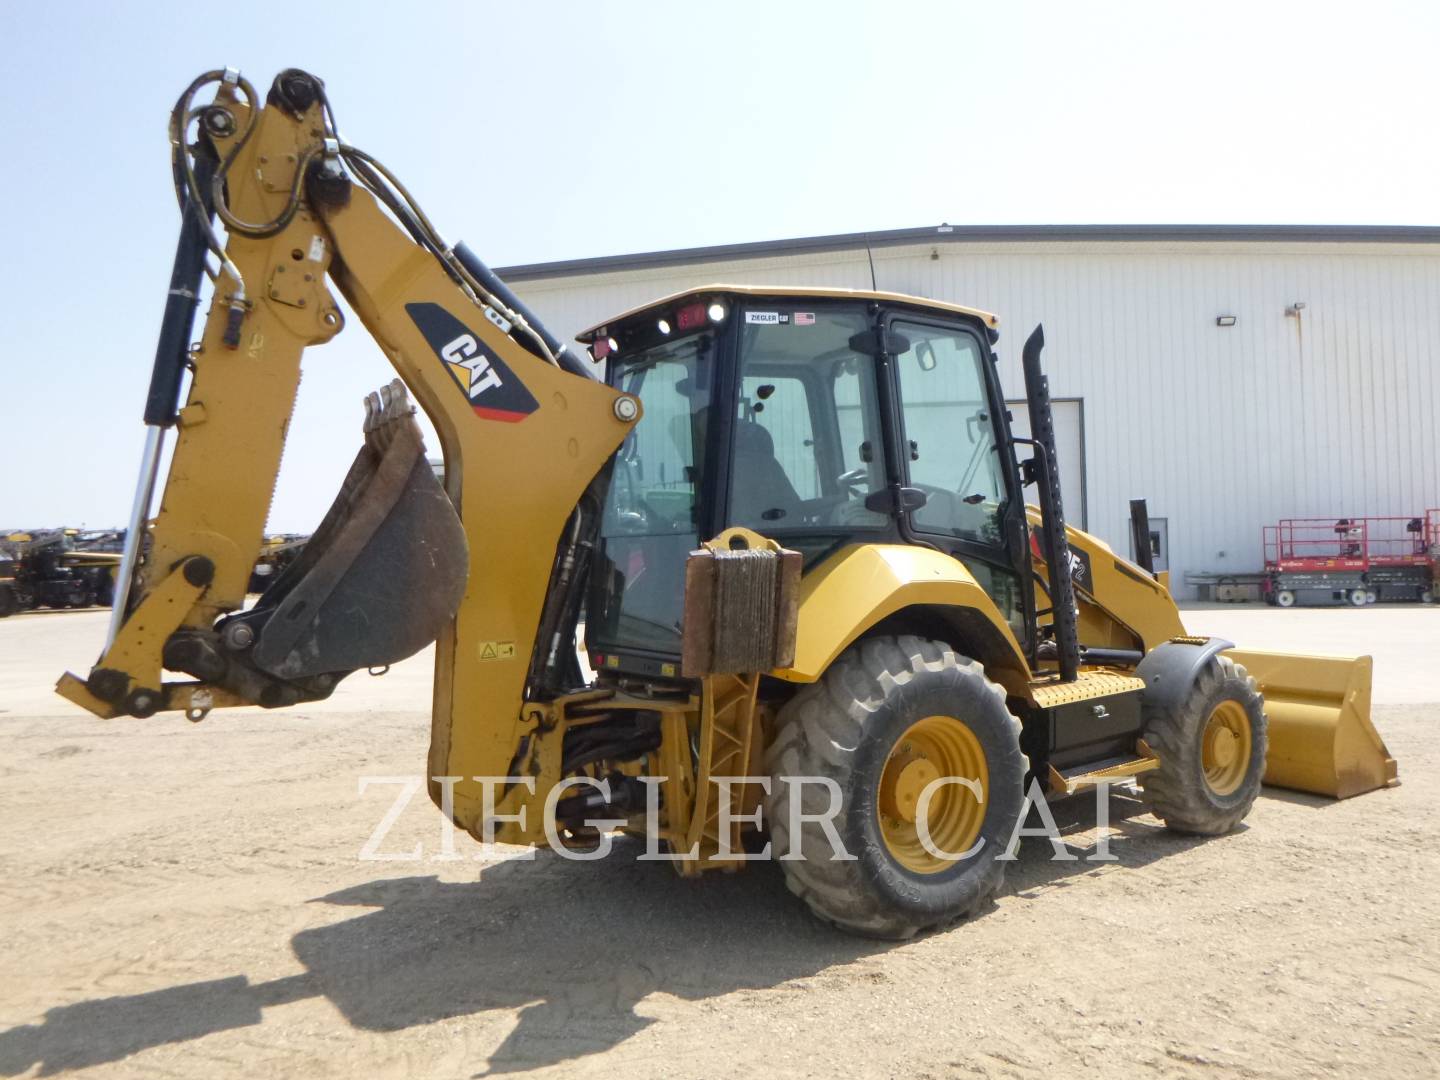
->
xmin=1029 ymin=670 xmax=1146 ymax=708
xmin=1046 ymin=740 xmax=1161 ymax=796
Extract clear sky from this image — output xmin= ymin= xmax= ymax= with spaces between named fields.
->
xmin=4 ymin=1 xmax=1438 ymax=530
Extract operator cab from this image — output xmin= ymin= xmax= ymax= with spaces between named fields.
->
xmin=578 ymin=286 xmax=1032 ymax=678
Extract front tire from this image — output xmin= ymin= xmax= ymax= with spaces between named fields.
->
xmin=1139 ymin=656 xmax=1266 ymax=835
xmin=764 ymin=635 xmax=1027 ymax=939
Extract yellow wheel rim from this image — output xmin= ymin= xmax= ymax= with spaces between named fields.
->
xmin=1202 ymin=700 xmax=1253 ymax=796
xmin=877 ymin=715 xmax=988 ymax=874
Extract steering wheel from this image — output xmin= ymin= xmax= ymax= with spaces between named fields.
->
xmin=609 ymin=508 xmax=651 ymax=535
xmin=836 ymin=467 xmax=868 ymax=494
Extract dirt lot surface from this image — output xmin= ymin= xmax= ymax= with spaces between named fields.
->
xmin=2 ymin=605 xmax=1437 ymax=1078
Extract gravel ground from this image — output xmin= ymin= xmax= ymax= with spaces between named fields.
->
xmin=0 ymin=606 xmax=1436 ymax=1078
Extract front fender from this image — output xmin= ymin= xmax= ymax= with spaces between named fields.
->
xmin=772 ymin=544 xmax=1030 ymax=691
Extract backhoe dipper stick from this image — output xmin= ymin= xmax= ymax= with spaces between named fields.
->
xmin=107 ymin=150 xmax=218 ymax=649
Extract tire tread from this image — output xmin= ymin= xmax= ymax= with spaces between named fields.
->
xmin=764 ymin=635 xmax=1024 ymax=938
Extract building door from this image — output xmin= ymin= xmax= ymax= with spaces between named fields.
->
xmin=1005 ymin=398 xmax=1086 ymax=529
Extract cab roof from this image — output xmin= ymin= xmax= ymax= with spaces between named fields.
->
xmin=575 ymin=284 xmax=1000 ymax=343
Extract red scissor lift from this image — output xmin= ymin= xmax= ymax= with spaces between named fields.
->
xmin=1262 ymin=518 xmax=1369 ymax=607
xmin=1263 ymin=515 xmax=1436 ymax=607
xmin=1364 ymin=515 xmax=1434 ymax=603
xmin=1427 ymin=509 xmax=1440 ymax=602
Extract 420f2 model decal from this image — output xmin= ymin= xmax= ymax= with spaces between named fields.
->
xmin=405 ymin=302 xmax=539 ymax=423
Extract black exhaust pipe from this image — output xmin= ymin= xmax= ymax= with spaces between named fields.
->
xmin=1129 ymin=498 xmax=1156 ymax=577
xmin=1022 ymin=325 xmax=1080 ymax=683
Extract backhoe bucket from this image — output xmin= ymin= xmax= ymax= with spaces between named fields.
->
xmin=227 ymin=380 xmax=467 ymax=682
xmin=1227 ymin=649 xmax=1398 ymax=799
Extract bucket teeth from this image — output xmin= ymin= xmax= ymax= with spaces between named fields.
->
xmin=364 ymin=379 xmax=416 ymax=453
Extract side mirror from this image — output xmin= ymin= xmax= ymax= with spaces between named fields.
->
xmin=848 ymin=329 xmax=910 ymax=356
xmin=916 ymin=341 xmax=937 ymax=372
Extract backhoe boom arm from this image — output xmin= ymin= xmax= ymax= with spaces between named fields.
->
xmin=58 ymin=68 xmax=638 ymax=842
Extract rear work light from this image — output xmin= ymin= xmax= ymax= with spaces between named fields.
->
xmin=675 ymin=302 xmax=708 ymax=331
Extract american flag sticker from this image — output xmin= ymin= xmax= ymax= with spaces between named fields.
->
xmin=794 ymin=312 xmax=816 ymax=326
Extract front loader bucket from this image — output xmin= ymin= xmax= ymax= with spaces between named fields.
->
xmin=1227 ymin=649 xmax=1398 ymax=799
xmin=224 ymin=380 xmax=467 ymax=682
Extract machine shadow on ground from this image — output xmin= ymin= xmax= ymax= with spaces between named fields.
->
xmin=0 ymin=792 xmax=1220 ymax=1077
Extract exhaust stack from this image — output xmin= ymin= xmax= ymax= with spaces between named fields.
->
xmin=1022 ymin=325 xmax=1081 ymax=683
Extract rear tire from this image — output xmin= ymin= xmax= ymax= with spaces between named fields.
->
xmin=1139 ymin=656 xmax=1267 ymax=835
xmin=1274 ymin=589 xmax=1295 ymax=608
xmin=764 ymin=635 xmax=1027 ymax=939
xmin=0 ymin=585 xmax=16 ymax=618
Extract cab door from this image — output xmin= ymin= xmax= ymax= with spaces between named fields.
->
xmin=886 ymin=313 xmax=1029 ymax=643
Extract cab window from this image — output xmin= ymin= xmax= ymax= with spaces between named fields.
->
xmin=591 ymin=332 xmax=713 ymax=654
xmin=727 ymin=308 xmax=886 ymax=531
xmin=894 ymin=321 xmax=1007 ymax=545
xmin=741 ymin=374 xmax=818 ymax=501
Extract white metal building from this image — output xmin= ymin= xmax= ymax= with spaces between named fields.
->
xmin=498 ymin=225 xmax=1440 ymax=596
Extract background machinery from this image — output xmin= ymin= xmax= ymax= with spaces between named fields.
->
xmin=0 ymin=529 xmax=122 ymax=616
xmin=58 ymin=68 xmax=1398 ymax=938
xmin=248 ymin=533 xmax=309 ymax=594
xmin=1263 ymin=516 xmax=1435 ymax=606
xmin=0 ymin=548 xmax=16 ymax=618
xmin=1365 ymin=516 xmax=1434 ymax=603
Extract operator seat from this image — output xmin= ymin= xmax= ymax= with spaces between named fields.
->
xmin=730 ymin=419 xmax=802 ymax=525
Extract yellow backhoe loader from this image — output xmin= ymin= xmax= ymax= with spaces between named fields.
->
xmin=59 ymin=69 xmax=1397 ymax=938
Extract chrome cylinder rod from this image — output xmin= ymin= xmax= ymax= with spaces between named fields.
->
xmin=105 ymin=426 xmax=165 ymax=650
